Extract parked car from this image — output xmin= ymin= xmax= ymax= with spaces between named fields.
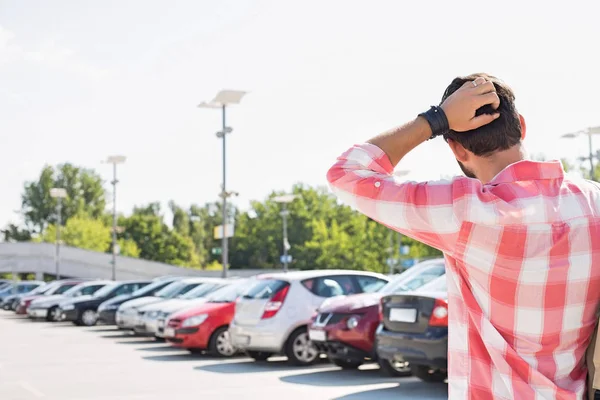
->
xmin=376 ymin=275 xmax=448 ymax=383
xmin=3 ymin=281 xmax=53 ymax=311
xmin=116 ymin=278 xmax=218 ymax=330
xmin=136 ymin=279 xmax=228 ymax=338
xmin=164 ymin=278 xmax=255 ymax=356
xmin=0 ymin=281 xmax=44 ymax=309
xmin=229 ymin=270 xmax=390 ymax=366
xmin=98 ymin=277 xmax=182 ymax=325
xmin=309 ymin=259 xmax=446 ymax=374
xmin=57 ymin=280 xmax=150 ymax=326
xmin=16 ymin=280 xmax=83 ymax=314
xmin=28 ymin=281 xmax=112 ymax=321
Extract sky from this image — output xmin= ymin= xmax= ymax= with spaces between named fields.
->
xmin=1 ymin=0 xmax=599 ymax=229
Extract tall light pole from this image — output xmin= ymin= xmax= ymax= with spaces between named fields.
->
xmin=50 ymin=188 xmax=67 ymax=279
xmin=198 ymin=90 xmax=247 ymax=278
xmin=561 ymin=126 xmax=600 ymax=180
xmin=105 ymin=155 xmax=126 ymax=280
xmin=273 ymin=195 xmax=298 ymax=272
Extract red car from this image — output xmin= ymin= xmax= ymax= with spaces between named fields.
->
xmin=165 ymin=279 xmax=253 ymax=357
xmin=15 ymin=280 xmax=83 ymax=315
xmin=309 ymin=259 xmax=446 ymax=375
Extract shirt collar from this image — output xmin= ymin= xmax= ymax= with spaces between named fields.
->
xmin=487 ymin=160 xmax=565 ymax=185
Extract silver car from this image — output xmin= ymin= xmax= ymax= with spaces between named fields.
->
xmin=132 ymin=279 xmax=228 ymax=336
xmin=116 ymin=277 xmax=215 ymax=330
xmin=229 ymin=270 xmax=389 ymax=366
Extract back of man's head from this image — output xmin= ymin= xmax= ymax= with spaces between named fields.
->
xmin=440 ymin=73 xmax=522 ymax=157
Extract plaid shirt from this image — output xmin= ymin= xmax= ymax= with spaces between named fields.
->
xmin=327 ymin=143 xmax=600 ymax=400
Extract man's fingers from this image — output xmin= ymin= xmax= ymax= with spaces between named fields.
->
xmin=470 ymin=113 xmax=500 ymax=129
xmin=475 ymin=91 xmax=500 ymax=110
xmin=474 ymin=81 xmax=495 ymax=95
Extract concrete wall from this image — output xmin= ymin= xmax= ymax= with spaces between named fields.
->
xmin=0 ymin=242 xmax=286 ymax=280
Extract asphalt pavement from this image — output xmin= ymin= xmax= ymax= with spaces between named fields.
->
xmin=0 ymin=311 xmax=448 ymax=400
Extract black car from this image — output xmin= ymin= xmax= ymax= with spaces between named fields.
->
xmin=97 ymin=277 xmax=181 ymax=325
xmin=58 ymin=280 xmax=150 ymax=326
xmin=28 ymin=280 xmax=112 ymax=321
xmin=376 ymin=276 xmax=448 ymax=383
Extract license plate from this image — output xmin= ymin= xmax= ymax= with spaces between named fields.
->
xmin=389 ymin=308 xmax=417 ymax=323
xmin=164 ymin=327 xmax=175 ymax=337
xmin=235 ymin=335 xmax=250 ymax=346
xmin=308 ymin=329 xmax=327 ymax=342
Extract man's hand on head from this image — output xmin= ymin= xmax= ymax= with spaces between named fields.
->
xmin=441 ymin=76 xmax=501 ymax=132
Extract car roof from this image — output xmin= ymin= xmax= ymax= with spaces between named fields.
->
xmin=179 ymin=277 xmax=228 ymax=284
xmin=78 ymin=280 xmax=114 ymax=286
xmin=256 ymin=269 xmax=389 ymax=282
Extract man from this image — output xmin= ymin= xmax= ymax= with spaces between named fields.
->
xmin=327 ymin=73 xmax=600 ymax=399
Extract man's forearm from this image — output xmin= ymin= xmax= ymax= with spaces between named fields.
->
xmin=366 ymin=116 xmax=432 ymax=167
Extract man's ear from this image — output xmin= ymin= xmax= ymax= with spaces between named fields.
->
xmin=447 ymin=138 xmax=469 ymax=162
xmin=519 ymin=114 xmax=526 ymax=140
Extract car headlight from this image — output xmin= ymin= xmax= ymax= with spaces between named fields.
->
xmin=346 ymin=315 xmax=360 ymax=330
xmin=146 ymin=310 xmax=159 ymax=319
xmin=181 ymin=314 xmax=208 ymax=328
xmin=61 ymin=304 xmax=75 ymax=311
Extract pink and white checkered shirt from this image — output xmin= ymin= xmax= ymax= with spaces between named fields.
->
xmin=327 ymin=143 xmax=600 ymax=400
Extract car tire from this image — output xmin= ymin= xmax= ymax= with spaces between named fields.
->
xmin=154 ymin=336 xmax=165 ymax=342
xmin=285 ymin=327 xmax=320 ymax=366
xmin=79 ymin=309 xmax=98 ymax=327
xmin=378 ymin=358 xmax=412 ymax=377
xmin=46 ymin=306 xmax=57 ymax=322
xmin=413 ymin=365 xmax=447 ymax=383
xmin=331 ymin=358 xmax=363 ymax=369
xmin=187 ymin=348 xmax=204 ymax=355
xmin=208 ymin=326 xmax=237 ymax=357
xmin=246 ymin=351 xmax=272 ymax=362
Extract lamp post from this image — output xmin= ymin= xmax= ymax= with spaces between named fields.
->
xmin=561 ymin=126 xmax=600 ymax=180
xmin=50 ymin=188 xmax=67 ymax=279
xmin=198 ymin=90 xmax=247 ymax=278
xmin=273 ymin=194 xmax=298 ymax=272
xmin=105 ymin=155 xmax=126 ymax=280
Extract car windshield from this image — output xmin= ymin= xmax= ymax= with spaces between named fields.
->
xmin=92 ymin=283 xmax=119 ymax=298
xmin=416 ymin=275 xmax=447 ymax=292
xmin=131 ymin=279 xmax=173 ymax=297
xmin=380 ymin=261 xmax=446 ymax=295
xmin=52 ymin=283 xmax=79 ymax=295
xmin=155 ymin=281 xmax=196 ymax=298
xmin=29 ymin=283 xmax=52 ymax=295
xmin=207 ymin=280 xmax=251 ymax=303
xmin=179 ymin=283 xmax=225 ymax=299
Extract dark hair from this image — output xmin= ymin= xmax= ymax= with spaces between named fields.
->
xmin=440 ymin=73 xmax=521 ymax=157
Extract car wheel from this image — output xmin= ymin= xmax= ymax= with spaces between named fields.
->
xmin=80 ymin=309 xmax=98 ymax=327
xmin=48 ymin=306 xmax=59 ymax=322
xmin=246 ymin=351 xmax=273 ymax=362
xmin=331 ymin=358 xmax=363 ymax=369
xmin=413 ymin=366 xmax=447 ymax=383
xmin=208 ymin=326 xmax=237 ymax=357
xmin=378 ymin=357 xmax=412 ymax=377
xmin=285 ymin=328 xmax=319 ymax=366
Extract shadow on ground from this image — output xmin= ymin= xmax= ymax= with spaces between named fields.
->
xmin=115 ymin=339 xmax=157 ymax=345
xmin=142 ymin=353 xmax=224 ymax=362
xmin=333 ymin=381 xmax=448 ymax=400
xmin=86 ymin=327 xmax=119 ymax=333
xmin=136 ymin=345 xmax=185 ymax=352
xmin=195 ymin=359 xmax=332 ymax=374
xmin=279 ymin=367 xmax=403 ymax=387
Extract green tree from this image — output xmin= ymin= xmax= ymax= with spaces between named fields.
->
xmin=8 ymin=164 xmax=106 ymax=238
xmin=35 ymin=215 xmax=111 ymax=252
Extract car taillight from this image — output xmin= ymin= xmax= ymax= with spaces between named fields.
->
xmin=429 ymin=298 xmax=448 ymax=327
xmin=378 ymin=298 xmax=384 ymax=321
xmin=261 ymin=285 xmax=290 ymax=319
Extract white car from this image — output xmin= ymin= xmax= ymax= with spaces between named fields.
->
xmin=134 ymin=279 xmax=229 ymax=337
xmin=116 ymin=278 xmax=218 ymax=330
xmin=229 ymin=270 xmax=389 ymax=365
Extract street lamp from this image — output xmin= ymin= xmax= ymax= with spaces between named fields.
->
xmin=273 ymin=194 xmax=298 ymax=272
xmin=50 ymin=188 xmax=67 ymax=279
xmin=561 ymin=126 xmax=600 ymax=180
xmin=105 ymin=155 xmax=126 ymax=280
xmin=198 ymin=90 xmax=247 ymax=278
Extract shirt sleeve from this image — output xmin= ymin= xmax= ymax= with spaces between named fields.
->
xmin=326 ymin=143 xmax=463 ymax=254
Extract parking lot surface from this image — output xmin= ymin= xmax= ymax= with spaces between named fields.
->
xmin=0 ymin=312 xmax=448 ymax=400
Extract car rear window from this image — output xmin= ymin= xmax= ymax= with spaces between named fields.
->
xmin=243 ymin=279 xmax=288 ymax=300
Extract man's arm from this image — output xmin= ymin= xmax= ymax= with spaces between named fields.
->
xmin=326 ymin=77 xmax=501 ymax=254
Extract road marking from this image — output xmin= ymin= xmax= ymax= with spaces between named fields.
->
xmin=17 ymin=381 xmax=45 ymax=398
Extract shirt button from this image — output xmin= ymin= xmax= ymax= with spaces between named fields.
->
xmin=374 ymin=181 xmax=381 ymax=188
